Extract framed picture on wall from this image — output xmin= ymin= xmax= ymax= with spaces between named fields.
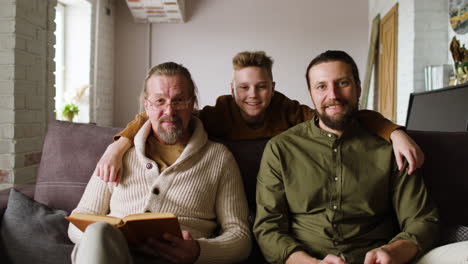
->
xmin=450 ymin=0 xmax=468 ymax=34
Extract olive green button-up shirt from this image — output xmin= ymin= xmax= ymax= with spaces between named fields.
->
xmin=253 ymin=119 xmax=439 ymax=264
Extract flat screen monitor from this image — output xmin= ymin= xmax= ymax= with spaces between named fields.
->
xmin=406 ymin=84 xmax=468 ymax=132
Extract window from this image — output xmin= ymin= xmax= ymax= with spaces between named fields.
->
xmin=54 ymin=0 xmax=92 ymax=123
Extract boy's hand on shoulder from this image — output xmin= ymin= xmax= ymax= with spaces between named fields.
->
xmin=390 ymin=129 xmax=424 ymax=175
xmin=95 ymin=137 xmax=132 ymax=185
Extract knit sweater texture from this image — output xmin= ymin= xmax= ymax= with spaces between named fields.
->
xmin=68 ymin=118 xmax=252 ymax=263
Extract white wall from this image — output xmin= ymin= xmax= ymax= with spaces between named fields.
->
xmin=114 ymin=0 xmax=370 ymax=127
xmin=114 ymin=0 xmax=149 ymax=127
xmin=92 ymin=0 xmax=116 ymax=126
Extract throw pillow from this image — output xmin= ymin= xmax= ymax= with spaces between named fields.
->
xmin=0 ymin=189 xmax=74 ymax=264
xmin=34 ymin=120 xmax=121 ymax=212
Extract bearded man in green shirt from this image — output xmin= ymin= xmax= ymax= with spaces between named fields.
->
xmin=253 ymin=50 xmax=440 ymax=264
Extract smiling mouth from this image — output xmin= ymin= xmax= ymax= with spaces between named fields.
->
xmin=324 ymin=104 xmax=347 ymax=115
xmin=162 ymin=121 xmax=176 ymax=125
xmin=159 ymin=117 xmax=182 ymax=127
xmin=245 ymin=102 xmax=261 ymax=106
xmin=326 ymin=104 xmax=343 ymax=109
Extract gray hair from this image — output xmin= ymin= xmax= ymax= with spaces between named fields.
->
xmin=139 ymin=62 xmax=199 ymax=112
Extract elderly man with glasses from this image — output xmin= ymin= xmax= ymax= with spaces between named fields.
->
xmin=68 ymin=62 xmax=252 ymax=264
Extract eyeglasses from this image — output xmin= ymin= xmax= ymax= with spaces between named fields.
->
xmin=145 ymin=96 xmax=193 ymax=111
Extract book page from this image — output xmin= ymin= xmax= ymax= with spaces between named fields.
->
xmin=66 ymin=213 xmax=123 ymax=232
xmin=123 ymin=212 xmax=176 ymax=222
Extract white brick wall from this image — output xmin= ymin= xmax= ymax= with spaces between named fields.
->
xmin=0 ymin=0 xmax=57 ymax=187
xmin=0 ymin=2 xmax=16 ymax=187
xmin=92 ymin=0 xmax=115 ymax=126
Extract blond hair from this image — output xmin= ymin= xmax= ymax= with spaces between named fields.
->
xmin=140 ymin=62 xmax=198 ymax=111
xmin=232 ymin=51 xmax=274 ymax=80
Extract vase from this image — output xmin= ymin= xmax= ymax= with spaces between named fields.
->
xmin=64 ymin=114 xmax=74 ymax=122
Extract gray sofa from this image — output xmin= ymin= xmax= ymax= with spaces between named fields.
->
xmin=0 ymin=120 xmax=467 ymax=264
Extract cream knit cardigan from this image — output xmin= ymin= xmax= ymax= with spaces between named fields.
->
xmin=68 ymin=118 xmax=252 ymax=263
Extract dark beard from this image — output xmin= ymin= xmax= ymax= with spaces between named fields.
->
xmin=317 ymin=100 xmax=358 ymax=130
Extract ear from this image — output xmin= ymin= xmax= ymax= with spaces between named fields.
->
xmin=231 ymin=82 xmax=236 ymax=98
xmin=308 ymin=88 xmax=316 ymax=108
xmin=271 ymin=81 xmax=276 ymax=92
xmin=356 ymin=83 xmax=362 ymax=99
xmin=143 ymin=99 xmax=149 ymax=113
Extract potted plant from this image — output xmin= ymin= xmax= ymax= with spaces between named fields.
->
xmin=62 ymin=103 xmax=79 ymax=122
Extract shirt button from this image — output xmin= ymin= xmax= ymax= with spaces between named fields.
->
xmin=153 ymin=188 xmax=160 ymax=195
xmin=333 ymin=240 xmax=338 ymax=245
xmin=328 ymin=134 xmax=332 ymax=137
xmin=334 ymin=177 xmax=338 ymax=181
xmin=333 ymin=148 xmax=337 ymax=152
xmin=333 ymin=224 xmax=337 ymax=228
xmin=146 ymin=163 xmax=153 ymax=169
xmin=333 ymin=205 xmax=337 ymax=210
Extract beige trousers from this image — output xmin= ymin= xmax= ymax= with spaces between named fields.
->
xmin=416 ymin=241 xmax=468 ymax=264
xmin=71 ymin=222 xmax=167 ymax=264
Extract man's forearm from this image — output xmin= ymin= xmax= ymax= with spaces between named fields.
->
xmin=286 ymin=251 xmax=320 ymax=264
xmin=382 ymin=240 xmax=418 ymax=263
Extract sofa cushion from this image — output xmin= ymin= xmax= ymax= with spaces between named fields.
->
xmin=0 ymin=189 xmax=74 ymax=264
xmin=34 ymin=121 xmax=121 ymax=212
xmin=210 ymin=137 xmax=269 ymax=220
xmin=407 ymin=130 xmax=468 ymax=226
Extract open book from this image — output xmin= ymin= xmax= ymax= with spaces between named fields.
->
xmin=66 ymin=212 xmax=182 ymax=243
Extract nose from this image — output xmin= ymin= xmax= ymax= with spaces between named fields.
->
xmin=327 ymin=83 xmax=339 ymax=99
xmin=163 ymin=103 xmax=175 ymax=115
xmin=247 ymin=86 xmax=258 ymax=98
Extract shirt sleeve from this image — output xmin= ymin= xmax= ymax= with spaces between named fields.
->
xmin=357 ymin=110 xmax=401 ymax=143
xmin=279 ymin=93 xmax=315 ymax=125
xmin=389 ymin=160 xmax=440 ymax=256
xmin=196 ymin=150 xmax=252 ymax=264
xmin=198 ymin=95 xmax=234 ymax=139
xmin=113 ymin=112 xmax=148 ymax=141
xmin=253 ymin=140 xmax=304 ymax=264
xmin=67 ymin=173 xmax=113 ymax=244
